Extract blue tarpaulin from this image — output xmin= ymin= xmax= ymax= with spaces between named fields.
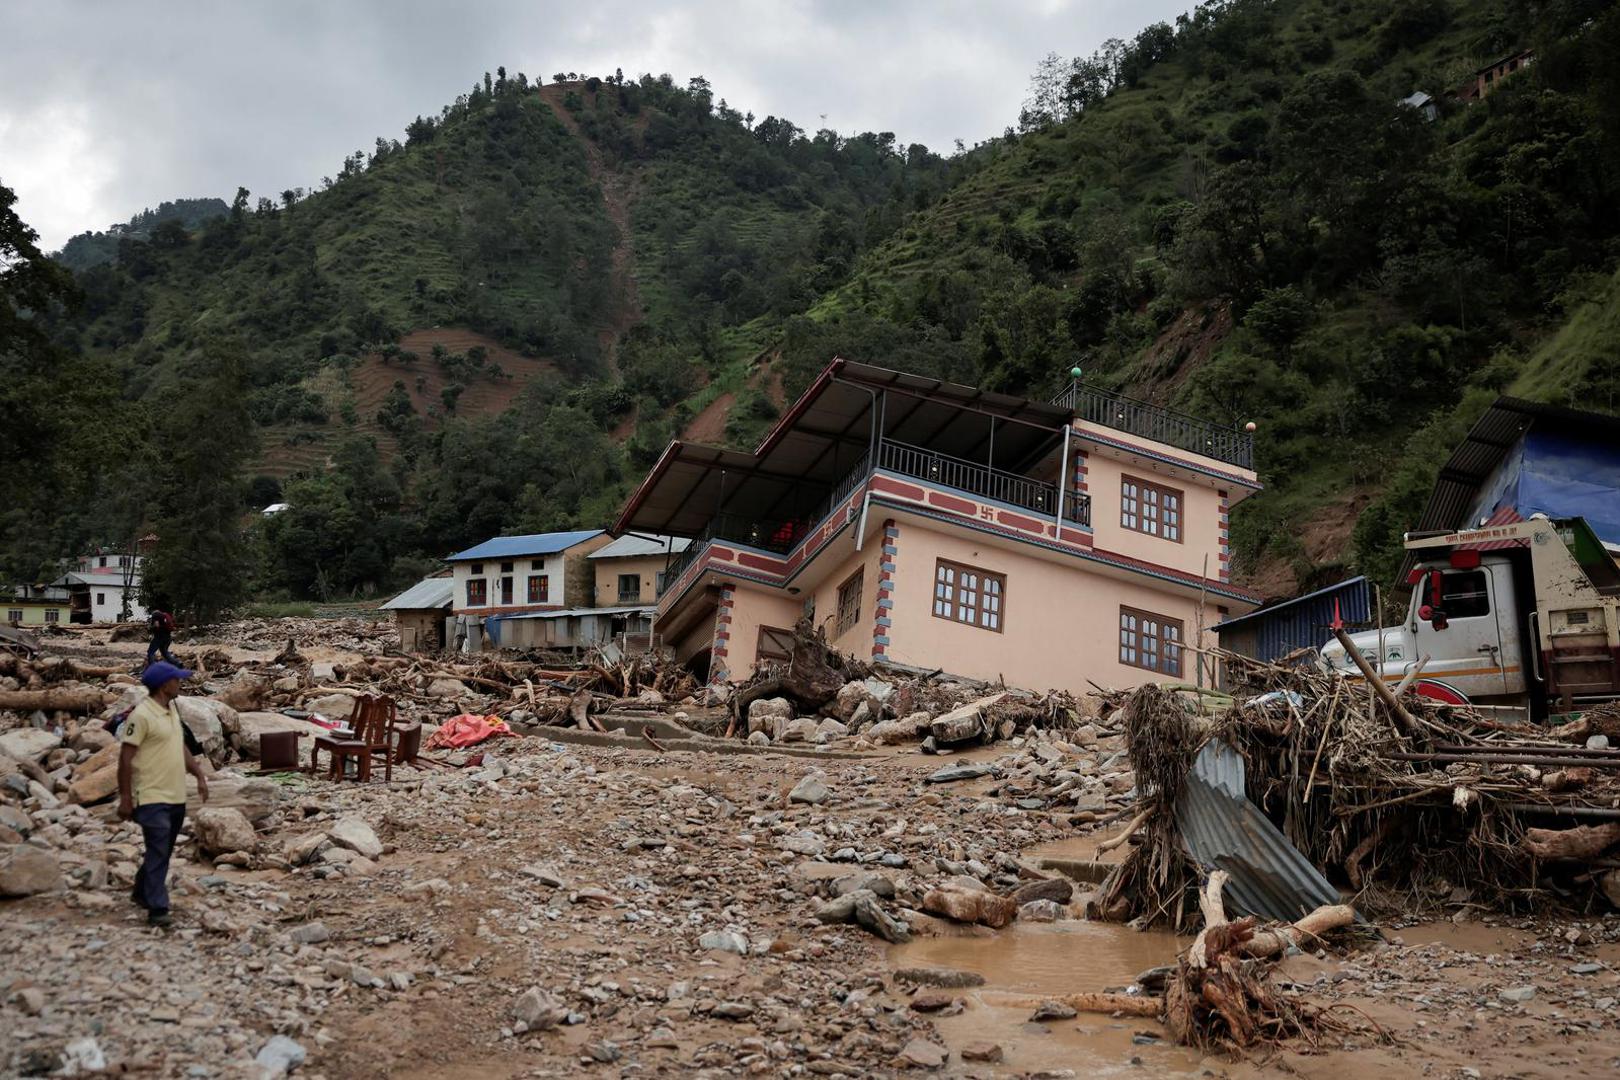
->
xmin=1468 ymin=430 xmax=1620 ymax=546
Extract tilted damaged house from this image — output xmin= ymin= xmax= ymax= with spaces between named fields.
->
xmin=612 ymin=359 xmax=1263 ymax=696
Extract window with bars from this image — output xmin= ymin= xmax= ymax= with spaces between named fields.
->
xmin=618 ymin=574 xmax=641 ymax=603
xmin=1119 ymin=606 xmax=1183 ymax=675
xmin=527 ymin=575 xmax=549 ymax=603
xmin=465 ymin=578 xmax=487 ymax=606
xmin=835 ymin=569 xmax=864 ymax=637
xmin=932 ymin=559 xmax=1005 ymax=632
xmin=44 ymin=609 xmax=59 ymax=623
xmin=1120 ymin=475 xmax=1183 ymax=542
xmin=6 ymin=609 xmax=21 ymax=623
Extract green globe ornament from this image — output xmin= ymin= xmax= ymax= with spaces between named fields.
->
xmin=1069 ymin=366 xmax=1083 ymax=379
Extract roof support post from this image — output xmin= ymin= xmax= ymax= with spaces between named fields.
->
xmin=1054 ymin=424 xmax=1071 ymax=532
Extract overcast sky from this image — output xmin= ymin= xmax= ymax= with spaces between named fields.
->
xmin=2 ymin=0 xmax=1186 ymax=251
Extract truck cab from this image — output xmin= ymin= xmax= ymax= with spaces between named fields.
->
xmin=1320 ymin=554 xmax=1526 ymax=704
xmin=1321 ymin=516 xmax=1620 ymax=713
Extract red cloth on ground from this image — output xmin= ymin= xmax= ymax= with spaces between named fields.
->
xmin=423 ymin=713 xmax=515 ymax=750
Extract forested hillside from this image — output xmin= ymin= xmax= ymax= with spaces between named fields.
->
xmin=3 ymin=0 xmax=1617 ymax=619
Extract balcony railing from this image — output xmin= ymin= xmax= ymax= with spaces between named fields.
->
xmin=657 ymin=440 xmax=1093 ymax=598
xmin=878 ymin=440 xmax=1089 ymax=526
xmin=1055 ymin=383 xmax=1253 ymax=470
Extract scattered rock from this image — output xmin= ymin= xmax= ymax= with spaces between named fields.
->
xmin=925 ymin=763 xmax=994 ymax=784
xmin=698 ymin=930 xmax=749 ymax=955
xmin=894 ymin=967 xmax=986 ymax=989
xmin=747 ymin=697 xmax=793 ymax=736
xmin=1499 ymin=986 xmax=1536 ymax=1003
xmin=284 ymin=832 xmax=330 ymax=866
xmin=814 ymin=888 xmax=911 ymax=943
xmin=290 ymin=921 xmax=331 ymax=944
xmin=1018 ymin=898 xmax=1066 ymax=922
xmin=896 ymin=1038 xmax=947 ymax=1069
xmin=0 ymin=728 xmax=60 ymax=763
xmin=922 ymin=884 xmax=1017 ymax=928
xmin=1031 ymin=999 xmax=1078 ymax=1021
xmin=0 ymin=844 xmax=61 ymax=897
xmin=192 ymin=807 xmax=258 ymax=857
xmin=255 ymin=1035 xmax=307 ymax=1076
xmin=711 ymin=1000 xmax=755 ymax=1020
xmin=789 ymin=772 xmax=831 ymax=805
xmin=960 ymin=1041 xmax=1003 ymax=1062
xmin=328 ymin=816 xmax=382 ymax=859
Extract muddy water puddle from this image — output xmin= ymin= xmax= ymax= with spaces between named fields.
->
xmin=891 ymin=921 xmax=1209 ymax=1075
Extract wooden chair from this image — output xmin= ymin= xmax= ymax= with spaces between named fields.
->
xmin=366 ymin=695 xmax=417 ymax=780
xmin=311 ymin=696 xmax=392 ymax=782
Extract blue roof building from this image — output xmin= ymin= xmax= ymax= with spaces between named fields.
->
xmin=1213 ymin=576 xmax=1371 ymax=664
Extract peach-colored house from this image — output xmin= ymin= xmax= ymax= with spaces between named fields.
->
xmin=611 ymin=360 xmax=1263 ymax=695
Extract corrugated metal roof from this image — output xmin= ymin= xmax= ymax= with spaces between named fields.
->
xmin=447 ymin=530 xmax=603 ymax=562
xmin=381 ymin=576 xmax=453 ymax=610
xmin=587 ymin=534 xmax=691 ymax=560
xmin=1178 ymin=741 xmax=1345 ymax=923
xmin=1212 ymin=577 xmax=1369 ymax=661
xmin=52 ymin=571 xmax=139 ymax=587
xmin=496 ymin=604 xmax=656 ymax=621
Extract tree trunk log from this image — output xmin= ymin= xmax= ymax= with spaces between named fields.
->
xmin=0 ymin=688 xmax=115 ymax=713
xmin=1522 ymin=822 xmax=1620 ymax=861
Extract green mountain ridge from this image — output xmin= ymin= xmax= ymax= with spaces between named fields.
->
xmin=4 ymin=0 xmax=1618 ymax=617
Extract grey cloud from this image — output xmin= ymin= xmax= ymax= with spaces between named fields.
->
xmin=1 ymin=0 xmax=1187 ymax=250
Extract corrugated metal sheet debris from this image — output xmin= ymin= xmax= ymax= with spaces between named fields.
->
xmin=1177 ymin=741 xmax=1344 ymax=923
xmin=1213 ymin=577 xmax=1370 ymax=662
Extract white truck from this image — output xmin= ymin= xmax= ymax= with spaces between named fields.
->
xmin=1321 ymin=516 xmax=1620 ymax=717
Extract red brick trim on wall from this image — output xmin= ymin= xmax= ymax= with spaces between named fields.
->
xmin=873 ymin=519 xmax=898 ymax=660
xmin=1217 ymin=490 xmax=1231 ymax=583
xmin=709 ymin=583 xmax=737 ymax=685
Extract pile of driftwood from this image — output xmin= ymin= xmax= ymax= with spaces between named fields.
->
xmin=1093 ymin=652 xmax=1620 ymax=931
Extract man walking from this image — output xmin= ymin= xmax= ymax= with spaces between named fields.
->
xmin=146 ymin=604 xmax=177 ymax=667
xmin=117 ymin=660 xmax=208 ymax=927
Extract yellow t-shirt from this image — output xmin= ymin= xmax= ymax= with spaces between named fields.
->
xmin=122 ymin=698 xmax=188 ymax=806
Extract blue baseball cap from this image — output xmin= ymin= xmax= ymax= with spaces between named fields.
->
xmin=140 ymin=661 xmax=193 ymax=690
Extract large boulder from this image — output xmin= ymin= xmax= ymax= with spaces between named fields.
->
xmin=747 ymin=697 xmax=793 ymax=737
xmin=232 ymin=712 xmax=329 ymax=761
xmin=176 ymin=698 xmax=235 ymax=762
xmin=0 ymin=728 xmax=61 ymax=764
xmin=67 ymin=742 xmax=123 ymax=806
xmin=305 ymin=693 xmax=359 ymax=722
xmin=865 ymin=712 xmax=932 ymax=746
xmin=328 ymin=817 xmax=382 ymax=859
xmin=214 ymin=671 xmax=270 ymax=713
xmin=831 ymin=681 xmax=873 ymax=723
xmin=193 ymin=807 xmax=258 ymax=856
xmin=194 ymin=777 xmax=279 ymax=823
xmin=929 ymin=693 xmax=1007 ymax=745
xmin=921 ymin=884 xmax=1018 ymax=929
xmin=103 ymin=684 xmax=148 ymax=727
xmin=426 ymin=678 xmax=470 ymax=700
xmin=0 ymin=844 xmax=62 ymax=897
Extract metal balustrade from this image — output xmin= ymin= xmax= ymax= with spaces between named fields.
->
xmin=1055 ymin=383 xmax=1254 ymax=470
xmin=657 ymin=438 xmax=1092 ymax=599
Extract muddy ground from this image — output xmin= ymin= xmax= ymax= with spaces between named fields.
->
xmin=3 ymin=633 xmax=1619 ymax=1078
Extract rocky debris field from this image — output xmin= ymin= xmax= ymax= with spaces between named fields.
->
xmin=3 ymin=623 xmax=1619 ymax=1077
xmin=1 ymin=723 xmax=1617 ymax=1078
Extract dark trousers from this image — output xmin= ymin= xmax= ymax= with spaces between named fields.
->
xmin=146 ymin=635 xmax=176 ymax=665
xmin=132 ymin=803 xmax=185 ymax=913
